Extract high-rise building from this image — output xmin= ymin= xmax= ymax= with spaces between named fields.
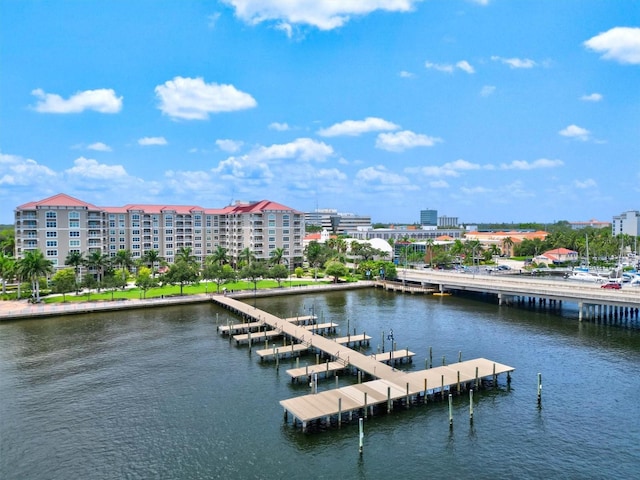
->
xmin=612 ymin=210 xmax=640 ymax=237
xmin=304 ymin=209 xmax=371 ymax=234
xmin=420 ymin=209 xmax=437 ymax=226
xmin=14 ymin=193 xmax=303 ymax=271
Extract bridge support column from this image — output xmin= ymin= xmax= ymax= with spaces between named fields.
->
xmin=578 ymin=302 xmax=583 ymax=321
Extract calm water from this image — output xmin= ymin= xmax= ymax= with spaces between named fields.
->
xmin=1 ymin=290 xmax=639 ymax=479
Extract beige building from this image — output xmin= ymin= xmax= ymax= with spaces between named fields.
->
xmin=14 ymin=193 xmax=303 ymax=270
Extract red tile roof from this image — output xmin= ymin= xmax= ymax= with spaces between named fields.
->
xmin=17 ymin=193 xmax=98 ymax=210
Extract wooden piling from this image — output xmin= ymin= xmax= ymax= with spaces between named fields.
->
xmin=469 ymin=389 xmax=474 ymax=422
xmin=358 ymin=417 xmax=364 ymax=454
xmin=537 ymin=372 xmax=542 ymax=406
xmin=448 ymin=394 xmax=453 ymax=428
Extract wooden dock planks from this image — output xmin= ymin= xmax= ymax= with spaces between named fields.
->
xmin=212 ymin=296 xmax=515 ymax=428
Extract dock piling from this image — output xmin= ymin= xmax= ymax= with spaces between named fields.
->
xmin=537 ymin=373 xmax=542 ymax=406
xmin=448 ymin=394 xmax=453 ymax=428
xmin=469 ymin=389 xmax=474 ymax=422
xmin=358 ymin=417 xmax=364 ymax=454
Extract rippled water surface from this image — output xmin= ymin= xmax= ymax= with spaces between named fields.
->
xmin=1 ymin=290 xmax=639 ymax=479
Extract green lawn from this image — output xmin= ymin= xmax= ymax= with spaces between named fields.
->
xmin=42 ymin=279 xmax=327 ymax=304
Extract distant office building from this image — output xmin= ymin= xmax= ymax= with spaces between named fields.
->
xmin=14 ymin=193 xmax=303 ymax=270
xmin=438 ymin=216 xmax=458 ymax=228
xmin=304 ymin=209 xmax=371 ymax=234
xmin=420 ymin=209 xmax=437 ymax=226
xmin=612 ymin=210 xmax=640 ymax=237
xmin=348 ymin=226 xmax=463 ymax=242
xmin=568 ymin=219 xmax=610 ymax=230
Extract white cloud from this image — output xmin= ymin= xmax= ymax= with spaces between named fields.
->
xmin=65 ymin=157 xmax=129 ymax=180
xmin=424 ymin=61 xmax=454 ymax=73
xmin=222 ymin=0 xmax=423 ymax=31
xmin=500 ymin=159 xmax=564 ymax=170
xmin=355 ymin=165 xmax=418 ymax=192
xmin=254 ymin=138 xmax=333 ymax=161
xmin=318 ymin=117 xmax=399 ymax=137
xmin=406 ymin=159 xmax=488 ymax=177
xmin=574 ymin=178 xmax=597 ymax=189
xmin=87 ymin=142 xmax=112 ymax=152
xmin=456 ymin=60 xmax=475 ymax=74
xmin=0 ymin=152 xmax=57 ymax=186
xmin=580 ymin=93 xmax=603 ymax=102
xmin=429 ymin=179 xmax=449 ymax=188
xmin=208 ymin=13 xmax=221 ymax=28
xmin=584 ymin=27 xmax=640 ymax=64
xmin=216 ymin=139 xmax=243 ymax=153
xmin=425 ymin=60 xmax=474 ymax=74
xmin=31 ymin=88 xmax=122 ymax=114
xmin=165 ymin=170 xmax=218 ymax=194
xmin=138 ymin=136 xmax=168 ymax=146
xmin=399 ymin=70 xmax=415 ymax=78
xmin=559 ymin=124 xmax=590 ymax=141
xmin=491 ymin=56 xmax=537 ymax=69
xmin=480 ymin=85 xmax=496 ymax=97
xmin=375 ymin=130 xmax=441 ymax=152
xmin=269 ymin=122 xmax=290 ymax=131
xmin=155 ymin=76 xmax=257 ymax=120
xmin=469 ymin=0 xmax=489 ymax=5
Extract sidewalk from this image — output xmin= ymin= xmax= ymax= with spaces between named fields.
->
xmin=0 ymin=281 xmax=374 ymax=321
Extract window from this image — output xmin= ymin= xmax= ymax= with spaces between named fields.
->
xmin=46 ymin=240 xmax=57 ymax=247
xmin=109 ymin=220 xmax=116 ymax=228
xmin=269 ymin=229 xmax=276 ymax=235
xmin=69 ymin=240 xmax=80 ymax=247
xmin=69 ymin=249 xmax=80 ymax=254
xmin=46 ymin=250 xmax=57 ymax=256
xmin=132 ymin=229 xmax=140 ymax=235
xmin=46 ymin=221 xmax=57 ymax=228
xmin=69 ymin=212 xmax=80 ymax=219
xmin=46 ymin=211 xmax=57 ymax=219
xmin=46 ymin=231 xmax=57 ymax=238
xmin=70 ymin=231 xmax=80 ymax=237
xmin=119 ymin=237 xmax=125 ymax=243
xmin=69 ymin=220 xmax=80 ymax=228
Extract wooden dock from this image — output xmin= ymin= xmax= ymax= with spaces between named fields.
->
xmin=286 ymin=360 xmax=347 ymax=381
xmin=334 ymin=333 xmax=371 ymax=347
xmin=256 ymin=343 xmax=310 ymax=360
xmin=212 ymin=296 xmax=515 ymax=432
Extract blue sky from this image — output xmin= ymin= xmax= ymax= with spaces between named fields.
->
xmin=1 ymin=0 xmax=639 ymax=225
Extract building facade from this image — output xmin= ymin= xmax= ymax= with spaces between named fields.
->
xmin=612 ymin=210 xmax=640 ymax=237
xmin=14 ymin=194 xmax=303 ymax=270
xmin=304 ymin=209 xmax=371 ymax=234
xmin=347 ymin=226 xmax=464 ymax=242
xmin=420 ymin=209 xmax=437 ymax=226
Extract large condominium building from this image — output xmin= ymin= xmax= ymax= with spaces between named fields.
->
xmin=612 ymin=210 xmax=640 ymax=237
xmin=14 ymin=193 xmax=303 ymax=270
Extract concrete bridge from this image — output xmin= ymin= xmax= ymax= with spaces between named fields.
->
xmin=389 ymin=269 xmax=640 ymax=323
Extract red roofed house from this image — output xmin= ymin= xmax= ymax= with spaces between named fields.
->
xmin=14 ymin=193 xmax=303 ymax=272
xmin=536 ymin=248 xmax=578 ymax=264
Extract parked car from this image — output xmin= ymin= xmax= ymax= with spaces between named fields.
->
xmin=497 ymin=265 xmax=511 ymax=271
xmin=601 ymin=282 xmax=622 ymax=290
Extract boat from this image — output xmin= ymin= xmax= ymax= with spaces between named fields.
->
xmin=565 ymin=271 xmax=606 ymax=283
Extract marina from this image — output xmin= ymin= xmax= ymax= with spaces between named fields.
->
xmin=212 ymin=296 xmax=514 ymax=432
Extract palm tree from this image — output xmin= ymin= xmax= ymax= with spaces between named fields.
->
xmin=210 ymin=246 xmax=229 ymax=266
xmin=115 ymin=249 xmax=134 ymax=287
xmin=65 ymin=251 xmax=85 ymax=294
xmin=0 ymin=252 xmax=16 ymax=296
xmin=18 ymin=249 xmax=53 ymax=302
xmin=176 ymin=246 xmax=197 ymax=266
xmin=143 ymin=249 xmax=163 ymax=277
xmin=238 ymin=247 xmax=256 ymax=268
xmin=269 ymin=247 xmax=285 ymax=265
xmin=502 ymin=237 xmax=514 ymax=257
xmin=85 ymin=250 xmax=110 ymax=290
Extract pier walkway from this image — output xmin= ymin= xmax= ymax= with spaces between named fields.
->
xmin=213 ymin=296 xmax=514 ymax=431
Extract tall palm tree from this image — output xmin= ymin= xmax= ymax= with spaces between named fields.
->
xmin=115 ymin=249 xmax=134 ymax=286
xmin=65 ymin=251 xmax=85 ymax=294
xmin=143 ymin=249 xmax=162 ymax=277
xmin=18 ymin=249 xmax=53 ymax=302
xmin=238 ymin=247 xmax=256 ymax=268
xmin=210 ymin=246 xmax=229 ymax=266
xmin=269 ymin=247 xmax=285 ymax=265
xmin=502 ymin=237 xmax=514 ymax=257
xmin=85 ymin=250 xmax=110 ymax=289
xmin=0 ymin=252 xmax=16 ymax=296
xmin=176 ymin=246 xmax=197 ymax=266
